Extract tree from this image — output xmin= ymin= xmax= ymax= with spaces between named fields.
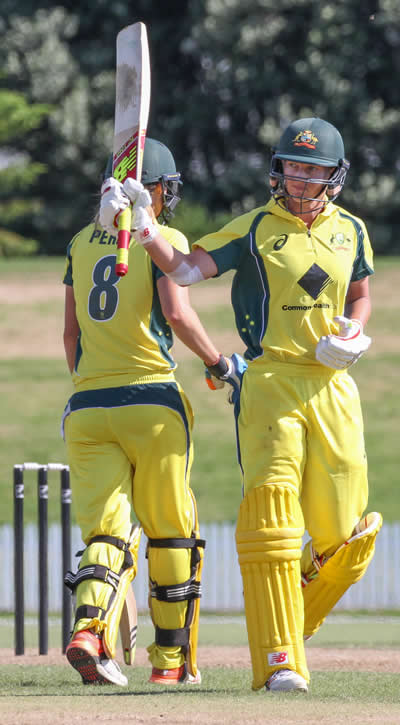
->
xmin=0 ymin=88 xmax=50 ymax=256
xmin=1 ymin=1 xmax=400 ymax=254
xmin=0 ymin=3 xmax=205 ymax=254
xmin=182 ymin=0 xmax=400 ymax=252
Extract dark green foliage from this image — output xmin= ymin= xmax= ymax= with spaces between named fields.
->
xmin=0 ymin=1 xmax=400 ymax=255
xmin=0 ymin=227 xmax=38 ymax=257
xmin=172 ymin=200 xmax=233 ymax=246
xmin=0 ymin=89 xmax=50 ymax=256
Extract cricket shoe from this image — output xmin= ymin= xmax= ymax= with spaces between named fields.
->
xmin=66 ymin=629 xmax=128 ymax=687
xmin=266 ymin=668 xmax=308 ymax=693
xmin=149 ymin=663 xmax=201 ymax=685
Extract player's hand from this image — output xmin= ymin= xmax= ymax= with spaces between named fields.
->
xmin=205 ymin=368 xmax=226 ymax=391
xmin=100 ymin=177 xmax=130 ymax=234
xmin=122 ymin=178 xmax=151 ymax=209
xmin=205 ymin=353 xmax=248 ymax=403
xmin=99 ymin=177 xmax=151 ymax=235
xmin=315 ymin=316 xmax=371 ymax=369
xmin=132 ymin=207 xmax=158 ymax=246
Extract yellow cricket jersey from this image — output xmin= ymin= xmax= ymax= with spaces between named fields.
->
xmin=194 ymin=198 xmax=373 ymax=372
xmin=63 ymin=219 xmax=189 ymax=390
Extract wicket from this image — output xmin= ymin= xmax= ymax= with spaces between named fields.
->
xmin=13 ymin=462 xmax=72 ymax=656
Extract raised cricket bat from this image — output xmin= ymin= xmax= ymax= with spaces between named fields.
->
xmin=113 ymin=22 xmax=151 ymax=277
xmin=120 ymin=584 xmax=138 ymax=665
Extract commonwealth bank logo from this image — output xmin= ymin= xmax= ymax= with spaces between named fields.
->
xmin=297 ymin=263 xmax=333 ymax=300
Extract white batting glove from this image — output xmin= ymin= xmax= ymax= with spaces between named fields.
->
xmin=99 ymin=177 xmax=151 ymax=235
xmin=122 ymin=178 xmax=151 ymax=208
xmin=99 ymin=177 xmax=130 ymax=235
xmin=132 ymin=207 xmax=158 ymax=246
xmin=315 ymin=315 xmax=371 ymax=370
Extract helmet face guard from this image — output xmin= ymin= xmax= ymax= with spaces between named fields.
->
xmin=269 ymin=155 xmax=349 ymax=208
xmin=158 ymin=173 xmax=182 ymax=223
xmin=269 ymin=117 xmax=350 ymax=213
xmin=140 ymin=138 xmax=182 ymax=223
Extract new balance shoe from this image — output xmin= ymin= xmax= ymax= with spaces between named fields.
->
xmin=266 ymin=668 xmax=308 ymax=693
xmin=66 ymin=629 xmax=128 ymax=687
xmin=149 ymin=663 xmax=201 ymax=685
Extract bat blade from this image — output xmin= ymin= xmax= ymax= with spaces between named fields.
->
xmin=113 ymin=22 xmax=151 ymax=277
xmin=120 ymin=584 xmax=138 ymax=666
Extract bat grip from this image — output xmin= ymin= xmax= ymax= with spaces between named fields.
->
xmin=115 ymin=206 xmax=132 ymax=277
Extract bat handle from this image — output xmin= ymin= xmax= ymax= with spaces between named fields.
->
xmin=115 ymin=206 xmax=132 ymax=277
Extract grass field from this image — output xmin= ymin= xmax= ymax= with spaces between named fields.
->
xmin=0 ymin=255 xmax=399 ymax=525
xmin=2 ymin=611 xmax=400 ymax=650
xmin=1 ymin=614 xmax=400 ymax=724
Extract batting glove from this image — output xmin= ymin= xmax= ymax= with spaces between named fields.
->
xmin=205 ymin=353 xmax=248 ymax=403
xmin=122 ymin=178 xmax=151 ymax=208
xmin=132 ymin=207 xmax=158 ymax=246
xmin=99 ymin=177 xmax=151 ymax=235
xmin=99 ymin=177 xmax=130 ymax=235
xmin=315 ymin=315 xmax=371 ymax=369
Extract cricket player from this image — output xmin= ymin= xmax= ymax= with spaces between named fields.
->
xmin=63 ymin=138 xmax=223 ymax=686
xmin=100 ymin=118 xmax=382 ymax=693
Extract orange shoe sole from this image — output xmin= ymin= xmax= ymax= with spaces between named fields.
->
xmin=66 ymin=631 xmax=109 ymax=685
xmin=149 ymin=665 xmax=185 ymax=685
xmin=149 ymin=665 xmax=201 ymax=685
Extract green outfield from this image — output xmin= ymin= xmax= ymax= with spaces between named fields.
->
xmin=1 ymin=614 xmax=400 ymax=724
xmin=0 ymin=255 xmax=399 ymax=525
xmin=1 ymin=611 xmax=400 ymax=650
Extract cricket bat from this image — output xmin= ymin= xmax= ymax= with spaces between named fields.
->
xmin=112 ymin=22 xmax=151 ymax=277
xmin=120 ymin=584 xmax=138 ymax=665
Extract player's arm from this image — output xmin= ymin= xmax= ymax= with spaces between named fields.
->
xmin=100 ymin=178 xmax=218 ymax=284
xmin=158 ymin=276 xmax=247 ymax=400
xmin=63 ymin=285 xmax=80 ymax=374
xmin=143 ymin=222 xmax=217 ymax=285
xmin=157 ymin=276 xmax=220 ymax=365
xmin=344 ymin=276 xmax=371 ymax=327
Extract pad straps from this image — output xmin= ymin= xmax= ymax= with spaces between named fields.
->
xmin=147 ymin=536 xmax=206 ymax=649
xmin=66 ymin=526 xmax=140 ymax=627
xmin=155 ymin=625 xmax=191 ymax=648
xmin=147 ymin=537 xmax=206 ymax=549
xmin=75 ymin=604 xmax=106 ymax=621
xmin=64 ymin=564 xmax=121 ymax=592
xmin=150 ymin=579 xmax=201 ymax=603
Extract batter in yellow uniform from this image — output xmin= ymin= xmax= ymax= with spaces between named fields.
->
xmin=100 ymin=118 xmax=382 ymax=694
xmin=63 ymin=139 xmax=221 ymax=687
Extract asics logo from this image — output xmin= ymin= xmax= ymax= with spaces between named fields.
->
xmin=273 ymin=234 xmax=288 ymax=250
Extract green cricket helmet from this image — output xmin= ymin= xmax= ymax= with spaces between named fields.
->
xmin=141 ymin=138 xmax=181 ymax=222
xmin=104 ymin=138 xmax=182 ymax=222
xmin=269 ymin=117 xmax=350 ymax=206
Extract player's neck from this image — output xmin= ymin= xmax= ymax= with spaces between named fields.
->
xmin=288 ymin=200 xmax=324 ymax=228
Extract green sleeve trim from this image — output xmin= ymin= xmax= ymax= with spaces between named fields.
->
xmin=338 ymin=211 xmax=374 ymax=282
xmin=63 ymin=238 xmax=76 ymax=286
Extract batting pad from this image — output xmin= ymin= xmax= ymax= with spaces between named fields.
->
xmin=185 ymin=490 xmax=204 ymax=679
xmin=147 ymin=490 xmax=204 ymax=676
xmin=302 ymin=511 xmax=382 ymax=639
xmin=73 ymin=525 xmax=141 ymax=659
xmin=236 ymin=483 xmax=309 ymax=690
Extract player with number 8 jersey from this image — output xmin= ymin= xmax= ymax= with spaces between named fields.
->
xmin=62 ymin=139 xmax=221 ymax=686
xmin=64 ymin=214 xmax=188 ymax=386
